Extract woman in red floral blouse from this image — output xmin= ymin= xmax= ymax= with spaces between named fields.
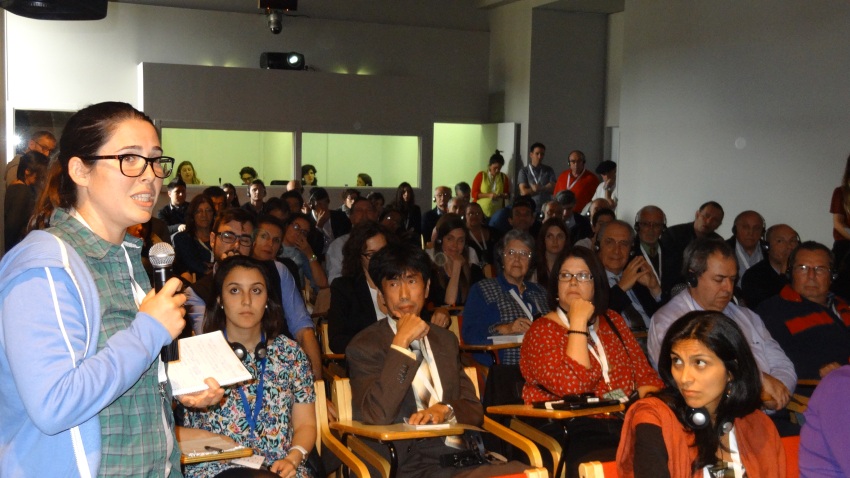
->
xmin=519 ymin=246 xmax=662 ymax=478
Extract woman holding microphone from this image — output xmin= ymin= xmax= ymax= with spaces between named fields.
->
xmin=0 ymin=102 xmax=222 ymax=477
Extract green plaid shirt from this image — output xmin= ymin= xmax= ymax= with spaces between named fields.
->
xmin=51 ymin=209 xmax=182 ymax=477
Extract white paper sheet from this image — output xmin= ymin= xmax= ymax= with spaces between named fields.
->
xmin=167 ymin=331 xmax=252 ymax=395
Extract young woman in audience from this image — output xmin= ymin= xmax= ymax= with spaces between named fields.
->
xmin=0 ymin=101 xmax=222 ymax=476
xmin=831 ymin=154 xmax=850 ymax=299
xmin=176 ymin=159 xmax=202 ymax=184
xmin=462 ymin=230 xmax=548 ymax=366
xmin=617 ymin=311 xmax=784 ymax=478
xmin=520 ymin=246 xmax=662 ymax=478
xmin=392 ymin=181 xmax=421 ymax=240
xmin=465 ymin=201 xmax=497 ymax=266
xmin=185 ymin=255 xmax=316 ymax=478
xmin=533 ymin=217 xmax=569 ymax=286
xmin=356 ymin=173 xmax=372 ymax=187
xmin=367 ymin=191 xmax=385 ymax=211
xmin=326 ymin=221 xmax=392 ymax=353
xmin=223 ymin=182 xmax=240 ymax=208
xmin=301 ymin=164 xmax=317 ymax=186
xmin=471 ymin=150 xmax=511 ymax=218
xmin=428 ymin=213 xmax=484 ymax=307
xmin=172 ymin=194 xmax=215 ymax=279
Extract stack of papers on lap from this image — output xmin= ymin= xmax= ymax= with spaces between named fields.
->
xmin=488 ymin=334 xmax=524 ymax=344
xmin=167 ymin=331 xmax=252 ymax=395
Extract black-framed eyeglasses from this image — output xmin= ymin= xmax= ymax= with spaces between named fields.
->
xmin=83 ymin=154 xmax=174 ymax=178
xmin=34 ymin=141 xmax=55 ymax=156
xmin=216 ymin=230 xmax=253 ymax=246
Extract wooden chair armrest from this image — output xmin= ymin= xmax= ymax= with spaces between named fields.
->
xmin=510 ymin=418 xmax=562 ymax=475
xmin=348 ymin=435 xmax=390 ymax=478
xmin=321 ymin=427 xmax=371 ymax=478
xmin=482 ymin=416 xmax=543 ymax=468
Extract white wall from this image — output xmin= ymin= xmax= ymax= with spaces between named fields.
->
xmin=617 ymin=0 xmax=850 ymax=245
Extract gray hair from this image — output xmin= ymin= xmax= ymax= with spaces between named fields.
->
xmin=495 ymin=229 xmax=535 ymax=271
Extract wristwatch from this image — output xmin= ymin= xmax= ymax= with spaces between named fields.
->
xmin=308 ymin=253 xmax=318 ymax=263
xmin=439 ymin=401 xmax=455 ymax=421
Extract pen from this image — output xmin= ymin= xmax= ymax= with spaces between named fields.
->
xmin=204 ymin=445 xmax=223 ymax=453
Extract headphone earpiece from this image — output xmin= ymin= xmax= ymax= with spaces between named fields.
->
xmin=594 ymin=240 xmax=600 ymax=253
xmin=685 ymin=407 xmax=710 ymax=429
xmin=686 ymin=270 xmax=699 ymax=288
xmin=225 ymin=331 xmax=268 ymax=363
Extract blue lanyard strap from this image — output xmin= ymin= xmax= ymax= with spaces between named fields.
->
xmin=239 ymin=357 xmax=267 ymax=439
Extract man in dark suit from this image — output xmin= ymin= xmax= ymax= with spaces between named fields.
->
xmin=307 ymin=187 xmax=351 ymax=257
xmin=659 ymin=200 xmax=724 ymax=295
xmin=631 ymin=205 xmax=666 ymax=285
xmin=597 ymin=220 xmax=663 ymax=332
xmin=346 ymin=242 xmax=525 ymax=477
xmin=725 ymin=210 xmax=768 ymax=284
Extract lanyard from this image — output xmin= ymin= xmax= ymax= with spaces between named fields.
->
xmin=639 ymin=243 xmax=662 ymax=283
xmin=387 ymin=319 xmax=444 ymax=402
xmin=556 ymin=307 xmax=611 ymax=388
xmin=527 ymin=165 xmax=541 ymax=185
xmin=566 ymin=170 xmax=585 ymax=190
xmin=509 ymin=288 xmax=534 ymax=320
xmin=225 ymin=331 xmax=268 ymax=439
xmin=468 ymin=230 xmax=486 ymax=251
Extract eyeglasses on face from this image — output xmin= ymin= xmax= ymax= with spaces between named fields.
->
xmin=291 ymin=222 xmax=310 ymax=236
xmin=504 ymin=249 xmax=532 ymax=260
xmin=792 ymin=265 xmax=831 ymax=277
xmin=34 ymin=141 xmax=55 ymax=156
xmin=558 ymin=271 xmax=593 ymax=283
xmin=83 ymin=154 xmax=174 ymax=179
xmin=256 ymin=230 xmax=282 ymax=245
xmin=216 ymin=230 xmax=253 ymax=246
xmin=638 ymin=221 xmax=664 ymax=230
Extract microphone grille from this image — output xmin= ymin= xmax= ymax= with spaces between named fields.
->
xmin=149 ymin=242 xmax=176 ymax=268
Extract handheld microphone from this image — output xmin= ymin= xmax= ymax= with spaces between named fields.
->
xmin=149 ymin=242 xmax=179 ymax=363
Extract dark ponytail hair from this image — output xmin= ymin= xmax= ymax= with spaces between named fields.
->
xmin=31 ymin=102 xmax=156 ymax=231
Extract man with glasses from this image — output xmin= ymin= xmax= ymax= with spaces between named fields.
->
xmin=741 ymin=224 xmax=800 ymax=308
xmin=554 ymin=150 xmax=599 ymax=214
xmin=757 ymin=241 xmax=850 ymax=383
xmin=239 ymin=166 xmax=257 ymax=185
xmin=5 ymin=131 xmax=57 ymax=185
xmin=659 ymin=200 xmax=724 ymax=295
xmin=632 ymin=205 xmax=667 ymax=286
xmin=184 ymin=209 xmax=323 ymax=376
xmin=597 ymin=220 xmax=663 ymax=334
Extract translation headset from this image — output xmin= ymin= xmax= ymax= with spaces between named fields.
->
xmin=686 ymin=270 xmax=699 ymax=288
xmin=593 ymin=239 xmax=636 ymax=257
xmin=731 ymin=211 xmax=767 ymax=250
xmin=224 ymin=330 xmax=268 ymax=363
xmin=633 ymin=208 xmax=668 ymax=234
xmin=685 ymin=406 xmax=732 ymax=434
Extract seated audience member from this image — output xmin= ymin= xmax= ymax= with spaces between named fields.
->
xmin=533 ymin=217 xmax=569 ymax=286
xmin=242 ymin=178 xmax=267 ymax=215
xmin=741 ymin=224 xmax=799 ymax=308
xmin=597 ymin=220 xmax=663 ymax=332
xmin=172 ymin=194 xmax=215 ymax=278
xmin=521 ymin=246 xmax=662 ymax=478
xmin=345 ymin=242 xmax=528 ymax=478
xmin=422 ymin=185 xmax=452 ymax=244
xmin=445 ymin=196 xmax=466 ymax=218
xmin=586 ymin=197 xmax=614 ymax=222
xmin=301 ymin=164 xmax=317 ymax=186
xmin=366 ymin=191 xmax=384 ymax=211
xmin=202 ymin=186 xmax=227 ymax=214
xmin=648 ymin=238 xmax=798 ymax=432
xmin=239 ymin=165 xmax=257 ymax=185
xmin=554 ymin=150 xmax=599 ymax=213
xmin=617 ymin=311 xmax=784 ymax=478
xmin=263 ymin=197 xmax=290 ymax=222
xmin=4 ymin=151 xmax=48 ymax=251
xmin=454 ymin=181 xmax=471 ymax=206
xmin=799 ymin=365 xmax=850 ymax=477
xmin=4 ymin=130 xmax=55 ymax=185
xmin=281 ymin=189 xmax=305 ymax=217
xmin=176 ymin=160 xmax=202 ymax=185
xmin=222 ymin=182 xmax=240 ymax=208
xmin=327 ymin=222 xmax=392 ymax=353
xmin=575 ymin=207 xmax=615 ymax=250
xmin=186 ymin=209 xmax=321 ymax=376
xmin=280 ymin=213 xmax=329 ymax=292
xmin=325 ymin=197 xmax=376 ymax=284
xmin=590 ymin=160 xmax=617 ymax=210
xmin=508 ymin=195 xmax=539 ymax=236
xmin=307 ymin=187 xmax=351 ymax=256
xmin=252 ymin=214 xmax=302 ymax=290
xmin=158 ymin=177 xmax=187 ymax=235
xmin=465 ymin=201 xmax=498 ymax=266
xmin=338 ymin=188 xmax=359 ymax=216
xmin=541 ymin=200 xmax=563 ymax=223
xmin=356 ymin=173 xmax=372 ymax=187
xmin=757 ymin=241 xmax=850 ymax=382
xmin=462 ymin=230 xmax=548 ymax=366
xmin=472 ymin=150 xmax=511 ymax=218
xmin=427 ymin=214 xmax=484 ymax=307
xmin=631 ymin=205 xmax=666 ymax=287
xmin=518 ymin=142 xmax=557 ymax=214
xmin=183 ymin=256 xmax=316 ymax=478
xmin=659 ymin=201 xmax=724 ymax=295
xmin=726 ymin=210 xmax=768 ymax=284
xmin=287 ymin=179 xmax=303 ymax=192
xmin=556 ymin=190 xmax=592 ymax=245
